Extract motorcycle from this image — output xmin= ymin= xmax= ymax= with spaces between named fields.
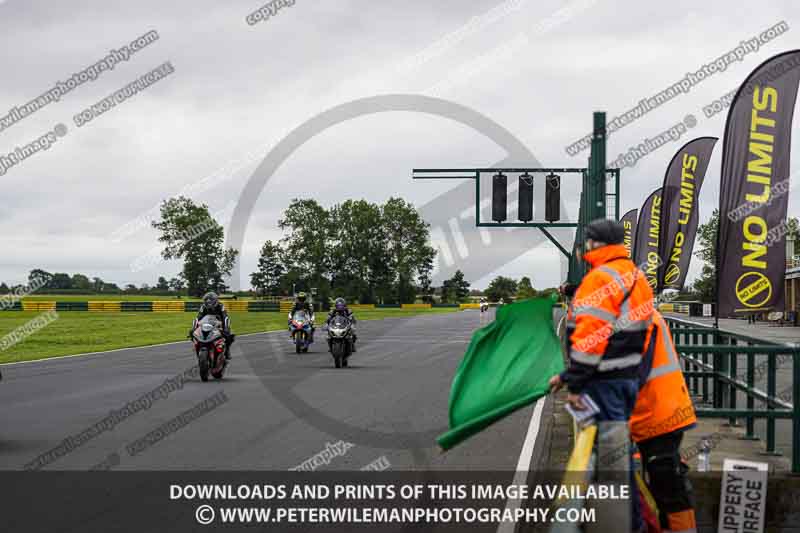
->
xmin=289 ymin=310 xmax=313 ymax=353
xmin=480 ymin=301 xmax=489 ymax=313
xmin=191 ymin=316 xmax=227 ymax=382
xmin=326 ymin=314 xmax=353 ymax=368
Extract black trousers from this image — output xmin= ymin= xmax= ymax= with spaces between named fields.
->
xmin=637 ymin=429 xmax=694 ymax=528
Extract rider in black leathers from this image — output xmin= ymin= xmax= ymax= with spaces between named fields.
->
xmin=288 ymin=292 xmax=316 ymax=341
xmin=194 ymin=291 xmax=234 ymax=359
xmin=326 ymin=297 xmax=357 ymax=352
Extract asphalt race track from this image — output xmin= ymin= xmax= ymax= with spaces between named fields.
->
xmin=0 ymin=310 xmax=551 ymax=473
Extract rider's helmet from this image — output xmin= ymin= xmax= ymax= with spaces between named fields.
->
xmin=297 ymin=292 xmax=307 ymax=303
xmin=334 ymin=297 xmax=346 ymax=311
xmin=203 ymin=292 xmax=219 ymax=309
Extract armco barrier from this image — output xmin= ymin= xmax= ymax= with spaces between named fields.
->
xmin=121 ymin=301 xmax=152 ymax=312
xmin=184 ymin=301 xmax=201 ymax=313
xmin=247 ymin=301 xmax=280 ymax=312
xmin=22 ymin=301 xmax=56 ymax=311
xmin=225 ymin=301 xmax=249 ymax=312
xmin=401 ymin=303 xmax=431 ymax=309
xmin=151 ymin=301 xmax=184 ymax=312
xmin=88 ymin=301 xmax=121 ymax=312
xmin=4 ymin=300 xmax=470 ymax=313
xmin=348 ymin=304 xmax=376 ymax=310
xmin=55 ymin=301 xmax=89 ymax=311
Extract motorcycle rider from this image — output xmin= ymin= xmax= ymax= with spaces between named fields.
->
xmin=326 ymin=297 xmax=357 ymax=352
xmin=194 ymin=291 xmax=234 ymax=359
xmin=288 ymin=292 xmax=316 ymax=341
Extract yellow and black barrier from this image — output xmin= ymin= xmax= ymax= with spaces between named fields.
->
xmin=4 ymin=300 xmax=464 ymax=312
xmin=400 ymin=303 xmax=431 ymax=309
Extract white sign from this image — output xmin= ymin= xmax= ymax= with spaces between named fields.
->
xmin=703 ymin=303 xmax=713 ymax=317
xmin=717 ymin=459 xmax=768 ymax=533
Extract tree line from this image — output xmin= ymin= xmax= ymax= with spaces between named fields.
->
xmin=2 ymin=195 xmax=561 ymax=303
xmin=0 ymin=269 xmax=186 ymax=295
xmin=250 ymin=197 xmax=437 ymax=304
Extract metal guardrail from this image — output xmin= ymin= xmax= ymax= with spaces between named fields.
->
xmin=666 ymin=316 xmax=800 ymax=472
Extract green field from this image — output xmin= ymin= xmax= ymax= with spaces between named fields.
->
xmin=0 ymin=308 xmax=459 ymax=364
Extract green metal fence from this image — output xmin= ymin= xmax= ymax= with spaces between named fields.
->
xmin=665 ymin=316 xmax=800 ymax=472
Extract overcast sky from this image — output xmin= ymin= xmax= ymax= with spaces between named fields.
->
xmin=1 ymin=0 xmax=799 ymax=290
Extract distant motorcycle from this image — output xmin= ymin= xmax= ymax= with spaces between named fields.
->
xmin=191 ymin=316 xmax=228 ymax=381
xmin=289 ymin=310 xmax=313 ymax=353
xmin=327 ymin=314 xmax=354 ymax=368
xmin=480 ymin=301 xmax=489 ymax=313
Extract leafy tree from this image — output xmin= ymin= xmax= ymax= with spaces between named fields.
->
xmin=156 ymin=276 xmax=170 ymax=291
xmin=50 ymin=273 xmax=72 ymax=290
xmin=441 ymin=270 xmax=470 ymax=303
xmin=273 ymin=197 xmax=436 ymax=305
xmin=0 ymin=283 xmax=9 ymax=294
xmin=381 ymin=198 xmax=436 ymax=304
xmin=124 ymin=284 xmax=138 ymax=293
xmin=28 ymin=269 xmax=53 ymax=288
xmin=92 ymin=277 xmax=105 ymax=292
xmin=152 ymin=196 xmax=239 ymax=297
xmin=486 ymin=276 xmax=518 ymax=304
xmin=516 ymin=276 xmax=537 ymax=299
xmin=169 ymin=277 xmax=185 ymax=293
xmin=251 ymin=240 xmax=286 ymax=297
xmin=788 ymin=216 xmax=799 ymax=243
xmin=71 ymin=274 xmax=92 ymax=291
xmin=417 ymin=256 xmax=435 ymax=304
xmin=692 ymin=265 xmax=716 ymax=302
xmin=328 ymin=200 xmax=389 ymax=303
xmin=279 ymin=199 xmax=331 ymax=300
xmin=692 ymin=209 xmax=718 ymax=302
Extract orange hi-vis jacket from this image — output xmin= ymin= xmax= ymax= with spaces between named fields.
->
xmin=562 ymin=244 xmax=654 ymax=393
xmin=630 ymin=310 xmax=697 ymax=443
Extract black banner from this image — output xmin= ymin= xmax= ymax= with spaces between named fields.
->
xmin=620 ymin=209 xmax=638 ymax=258
xmin=658 ymin=137 xmax=718 ymax=292
xmin=633 ymin=189 xmax=662 ymax=290
xmin=718 ymin=50 xmax=800 ymax=317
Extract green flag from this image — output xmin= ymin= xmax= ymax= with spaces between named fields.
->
xmin=437 ymin=297 xmax=565 ymax=450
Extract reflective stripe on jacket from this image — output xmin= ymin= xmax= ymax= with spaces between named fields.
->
xmin=562 ymin=244 xmax=654 ymax=393
xmin=629 ymin=310 xmax=697 ymax=442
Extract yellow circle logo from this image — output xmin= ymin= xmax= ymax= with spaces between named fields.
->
xmin=664 ymin=263 xmax=681 ymax=285
xmin=735 ymin=271 xmax=772 ymax=308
